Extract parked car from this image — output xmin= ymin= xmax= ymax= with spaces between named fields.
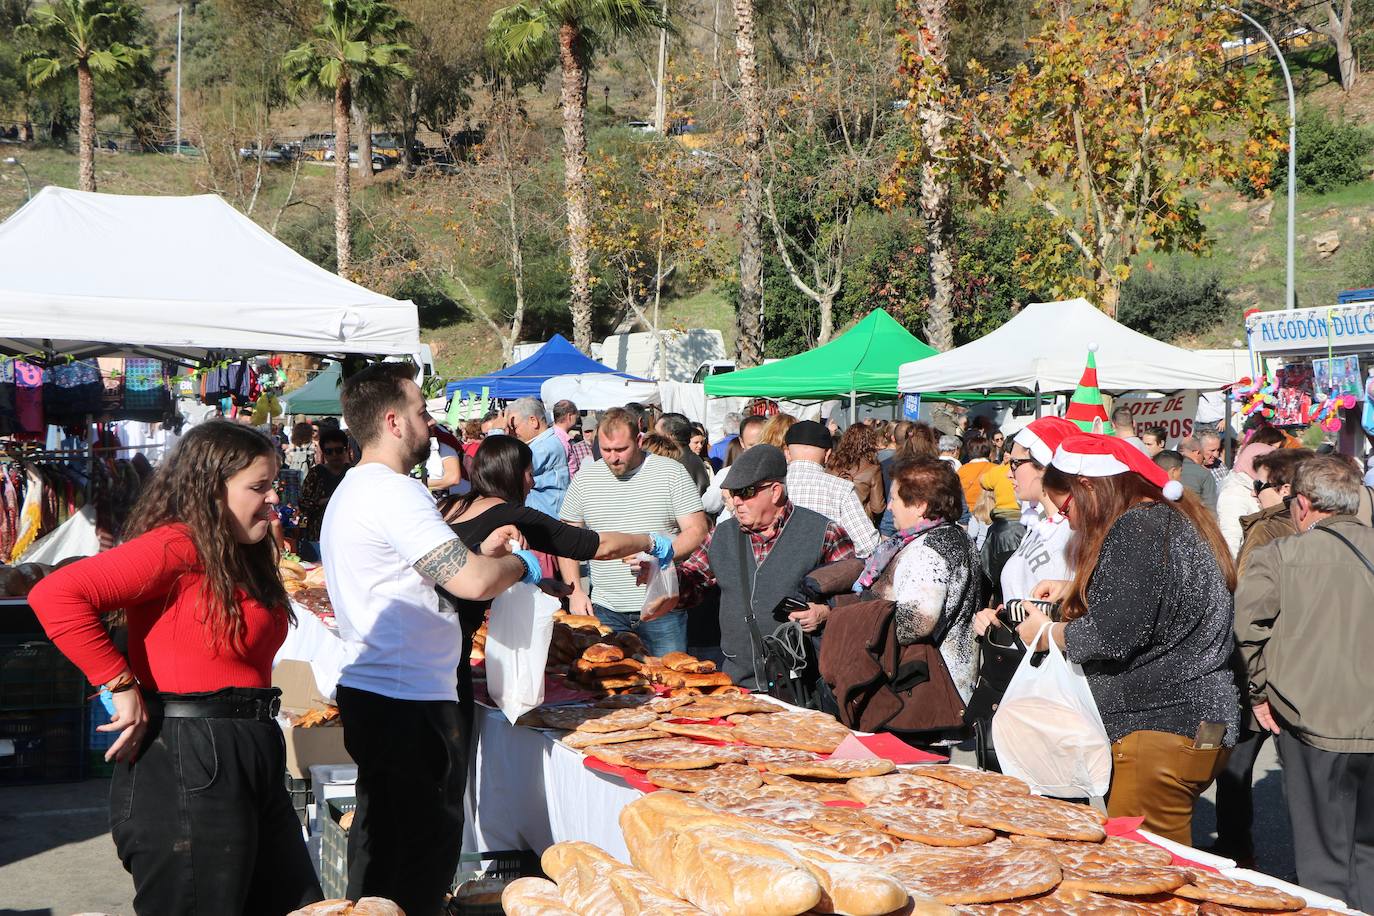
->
xmin=299 ymin=133 xmax=334 ymax=162
xmin=626 ymin=120 xmax=655 ymax=133
xmin=238 ymin=142 xmax=295 ymax=163
xmin=371 ymin=132 xmax=405 ymax=162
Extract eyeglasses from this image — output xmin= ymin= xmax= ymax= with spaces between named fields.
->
xmin=1008 ymin=457 xmax=1037 ymax=473
xmin=1254 ymin=479 xmax=1275 ymax=494
xmin=1283 ymin=494 xmax=1297 ymax=512
xmin=1058 ymin=491 xmax=1074 ymax=518
xmin=727 ymin=481 xmax=777 ymax=501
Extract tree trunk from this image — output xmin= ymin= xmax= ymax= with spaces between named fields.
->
xmin=1097 ymin=270 xmax=1121 ymax=318
xmin=731 ymin=0 xmax=765 ymax=367
xmin=402 ymin=83 xmax=419 ymax=174
xmin=355 ymin=103 xmax=373 ymax=184
xmin=505 ymin=171 xmax=526 ymax=366
xmin=334 ymin=77 xmax=353 ymax=275
xmin=915 ymin=0 xmax=954 ymax=351
xmin=711 ymin=0 xmax=721 ymax=100
xmin=77 ymin=59 xmax=96 ymax=192
xmin=559 ymin=21 xmax=595 ymax=354
xmin=654 ymin=0 xmax=670 ymax=133
xmin=1324 ymin=0 xmax=1357 ymax=92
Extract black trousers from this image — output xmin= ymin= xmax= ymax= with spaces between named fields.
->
xmin=337 ymin=685 xmax=467 ymax=916
xmin=1277 ymin=729 xmax=1374 ymax=910
xmin=110 ymin=689 xmax=322 ymax=916
xmin=1211 ymin=725 xmax=1270 ymax=858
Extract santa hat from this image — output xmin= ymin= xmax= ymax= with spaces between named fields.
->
xmin=1013 ymin=416 xmax=1081 ymax=467
xmin=1064 ymin=346 xmax=1114 ymax=434
xmin=1052 ymin=433 xmax=1184 ymax=501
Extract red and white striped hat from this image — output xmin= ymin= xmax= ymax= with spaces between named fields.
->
xmin=1013 ymin=417 xmax=1081 ymax=467
xmin=1051 ymin=433 xmax=1184 ymax=501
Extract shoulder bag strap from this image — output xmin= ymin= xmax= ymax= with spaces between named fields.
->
xmin=1315 ymin=525 xmax=1374 ymax=582
xmin=735 ymin=524 xmax=769 ymax=690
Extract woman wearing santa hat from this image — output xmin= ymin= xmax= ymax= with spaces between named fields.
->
xmin=1015 ymin=433 xmax=1239 ymax=845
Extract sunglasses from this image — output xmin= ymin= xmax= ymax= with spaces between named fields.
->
xmin=1008 ymin=456 xmax=1037 ymax=473
xmin=322 ymin=447 xmax=347 ymax=456
xmin=1284 ymin=494 xmax=1297 ymax=512
xmin=727 ymin=481 xmax=777 ymax=501
xmin=1254 ymin=479 xmax=1275 ymax=494
xmin=1058 ymin=491 xmax=1074 ymax=518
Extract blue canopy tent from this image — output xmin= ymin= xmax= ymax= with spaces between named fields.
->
xmin=445 ymin=334 xmax=640 ymax=400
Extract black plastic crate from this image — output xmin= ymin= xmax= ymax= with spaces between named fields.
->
xmin=0 ymin=706 xmax=86 ymax=784
xmin=0 ymin=638 xmax=87 ymax=710
xmin=285 ymin=774 xmax=313 ymax=829
xmin=321 ymin=797 xmax=537 ymax=912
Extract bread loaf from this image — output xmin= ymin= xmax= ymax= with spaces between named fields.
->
xmin=541 ymin=842 xmax=630 ymax=915
xmin=500 ymin=877 xmax=580 ymax=915
xmin=583 ymin=643 xmax=626 ymax=663
xmin=658 ymin=670 xmax=734 ymax=688
xmin=571 ymin=657 xmax=642 ymax=678
xmin=662 ymin=651 xmax=718 ymax=674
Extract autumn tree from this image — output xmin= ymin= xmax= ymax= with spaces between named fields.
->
xmin=1253 ymin=0 xmax=1359 ymax=92
xmin=950 ymin=0 xmax=1283 ymax=315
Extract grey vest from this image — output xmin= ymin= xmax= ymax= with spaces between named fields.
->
xmin=708 ymin=505 xmax=830 ymax=687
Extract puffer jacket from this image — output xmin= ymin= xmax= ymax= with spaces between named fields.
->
xmin=1216 ymin=471 xmax=1260 ymax=559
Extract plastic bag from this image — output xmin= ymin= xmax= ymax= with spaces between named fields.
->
xmin=485 ymin=581 xmax=560 ymax=724
xmin=990 ymin=623 xmax=1112 ymax=799
xmin=638 ymin=552 xmax=679 ymax=621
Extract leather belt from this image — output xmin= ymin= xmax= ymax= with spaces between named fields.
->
xmin=156 ymin=695 xmax=282 ymax=721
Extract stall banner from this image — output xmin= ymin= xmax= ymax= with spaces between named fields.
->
xmin=1248 ymin=302 xmax=1374 ymax=353
xmin=1312 ymin=355 xmax=1361 ymax=398
xmin=902 ymin=393 xmax=921 ymax=420
xmin=1115 ymin=392 xmax=1197 ymax=443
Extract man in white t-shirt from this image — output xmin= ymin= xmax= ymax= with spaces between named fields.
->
xmin=322 ymin=362 xmax=540 ymax=916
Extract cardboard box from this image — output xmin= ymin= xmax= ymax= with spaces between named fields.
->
xmin=274 ymin=660 xmax=353 ymax=778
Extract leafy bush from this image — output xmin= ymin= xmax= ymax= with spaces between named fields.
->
xmin=1117 ymin=267 xmax=1230 ymax=342
xmin=1248 ymin=108 xmax=1371 ymax=196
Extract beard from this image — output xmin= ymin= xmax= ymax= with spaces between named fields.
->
xmin=406 ymin=434 xmax=432 ymax=471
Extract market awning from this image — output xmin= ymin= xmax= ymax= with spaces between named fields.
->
xmin=281 ymin=362 xmax=344 ymax=416
xmin=703 ymin=309 xmax=937 ymax=401
xmin=446 ymin=334 xmax=639 ymax=401
xmin=897 ymin=298 xmax=1236 ymax=395
xmin=0 ymin=187 xmax=420 ymax=362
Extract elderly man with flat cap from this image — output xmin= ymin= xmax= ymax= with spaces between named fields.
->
xmin=783 ymin=420 xmax=880 ymax=558
xmin=660 ymin=444 xmax=857 ymax=689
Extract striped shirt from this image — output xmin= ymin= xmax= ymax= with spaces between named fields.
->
xmin=560 ymin=453 xmax=704 ymax=617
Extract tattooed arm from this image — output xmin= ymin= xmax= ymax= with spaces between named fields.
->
xmin=414 ymin=537 xmax=526 ymax=600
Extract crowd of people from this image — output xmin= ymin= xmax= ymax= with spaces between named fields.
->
xmin=17 ymin=374 xmax=1374 ymax=915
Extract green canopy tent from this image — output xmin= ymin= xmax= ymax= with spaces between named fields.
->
xmin=281 ymin=362 xmax=344 ymax=416
xmin=703 ymin=309 xmax=939 ymax=420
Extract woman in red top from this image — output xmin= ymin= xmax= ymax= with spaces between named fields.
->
xmin=30 ymin=421 xmax=322 ymax=915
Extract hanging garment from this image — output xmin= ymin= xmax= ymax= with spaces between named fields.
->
xmin=45 ymin=359 xmax=105 ymax=424
xmin=11 ymin=467 xmax=44 ymax=562
xmin=13 ymin=361 xmax=44 ymax=433
xmin=123 ymin=359 xmax=170 ymax=420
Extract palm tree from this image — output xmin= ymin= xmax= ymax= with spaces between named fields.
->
xmin=21 ymin=0 xmax=147 ymax=193
xmin=730 ymin=0 xmax=764 ymax=366
xmin=284 ymin=0 xmax=411 ymax=275
xmin=911 ymin=0 xmax=953 ymax=351
xmin=487 ymin=0 xmax=667 ymax=354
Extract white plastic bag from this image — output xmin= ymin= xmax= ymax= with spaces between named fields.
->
xmin=638 ymin=552 xmax=679 ymax=621
xmin=485 ymin=581 xmax=560 ymax=724
xmin=991 ymin=623 xmax=1112 ymax=799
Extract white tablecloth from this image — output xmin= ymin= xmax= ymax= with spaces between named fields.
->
xmin=274 ymin=605 xmax=350 ymax=700
xmin=464 ymin=706 xmax=638 ymax=860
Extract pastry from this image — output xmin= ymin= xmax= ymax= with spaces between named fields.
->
xmin=587 ymin=737 xmax=743 ymax=769
xmin=572 ymin=657 xmax=642 ymax=679
xmin=726 ymin=712 xmax=852 ymax=753
xmin=846 ymin=772 xmax=966 ymax=804
xmin=908 ymin=764 xmax=1031 ymax=796
xmin=656 ymin=670 xmax=735 ymax=688
xmin=559 ymin=727 xmax=662 ymax=749
xmin=645 ymin=763 xmax=765 ymax=793
xmin=958 ymin=793 xmax=1108 ymax=842
xmin=758 ymin=772 xmax=857 ymax=802
xmin=763 ymin=756 xmax=894 ymax=779
xmin=1173 ymin=873 xmax=1306 ymax=910
xmin=500 ymin=877 xmax=580 ymax=915
xmin=672 ymin=696 xmax=780 ymax=718
xmin=879 ymin=844 xmax=1063 ymax=905
xmin=1009 ymin=834 xmax=1175 ymax=868
xmin=662 ymin=651 xmax=718 ymax=674
xmin=736 ymin=746 xmax=821 ymax=769
xmin=649 ymin=719 xmax=741 ymax=742
xmin=574 ymin=706 xmax=660 ymax=733
xmin=957 ymin=886 xmax=1155 ymax=914
xmin=858 ymin=804 xmax=997 ymax=846
xmin=521 ymin=705 xmax=612 ymax=731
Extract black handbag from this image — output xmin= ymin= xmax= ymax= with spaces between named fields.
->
xmin=963 ymin=622 xmax=1025 ymax=724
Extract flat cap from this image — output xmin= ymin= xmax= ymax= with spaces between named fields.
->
xmin=720 ymin=444 xmax=788 ymax=491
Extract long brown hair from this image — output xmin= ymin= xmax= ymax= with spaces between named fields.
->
xmin=827 ymin=423 xmax=880 ymax=475
xmin=124 ymin=421 xmax=291 ymax=653
xmin=1042 ymin=465 xmax=1236 ymax=620
xmin=896 ymin=421 xmax=939 ymax=460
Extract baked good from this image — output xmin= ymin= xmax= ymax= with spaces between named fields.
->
xmin=649 ymin=719 xmax=741 ymax=742
xmin=958 ymin=793 xmax=1108 ymax=842
xmin=957 ymin=886 xmax=1155 ymax=914
xmin=574 ymin=707 xmax=660 ymax=733
xmin=593 ymin=694 xmax=657 ymax=709
xmin=758 ymin=772 xmax=857 ymax=802
xmin=606 ymin=871 xmax=709 ymax=915
xmin=667 ymin=687 xmax=704 ymax=697
xmin=726 ymin=711 xmax=852 ymax=753
xmin=519 ymin=705 xmax=611 ymax=731
xmin=500 ymin=877 xmax=580 ymax=915
xmin=587 ymin=737 xmax=742 ymax=769
xmin=571 ymin=657 xmax=642 ymax=679
xmin=540 ymin=840 xmax=707 ymax=915
xmin=657 ymin=670 xmax=735 ymax=689
xmin=582 ymin=643 xmax=626 ymax=663
xmin=662 ymin=651 xmax=718 ymax=674
xmin=847 ymin=773 xmax=967 ymax=808
xmin=708 ymin=685 xmax=746 ymax=695
xmin=645 ymin=763 xmax=765 ymax=793
xmin=1010 ymin=834 xmax=1175 ymax=868
xmin=1113 ymin=893 xmax=1200 ymax=914
xmin=789 ymin=821 xmax=906 ymax=859
xmin=560 ymin=727 xmax=662 ymax=749
xmin=1172 ymin=873 xmax=1306 ymax=910
xmin=879 ymin=844 xmax=1063 ymax=905
xmin=1059 ymin=865 xmax=1194 ymax=896
xmin=286 ymin=900 xmax=405 ymax=916
xmin=908 ymin=764 xmax=1031 ymax=796
xmin=673 ymin=696 xmax=780 ymax=718
xmin=581 ymin=675 xmax=651 ymax=691
xmin=612 ymin=631 xmax=647 ymax=657
xmin=1197 ymin=906 xmax=1342 ymax=916
xmin=858 ymin=804 xmax=997 ymax=846
xmin=553 ymin=612 xmax=606 ymax=632
xmin=736 ymin=746 xmax=821 ymax=769
xmin=763 ymin=756 xmax=894 ymax=779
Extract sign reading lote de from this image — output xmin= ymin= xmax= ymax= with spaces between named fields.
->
xmin=1116 ymin=392 xmax=1198 ymax=443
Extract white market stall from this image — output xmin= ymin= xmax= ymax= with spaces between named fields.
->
xmin=540 ymin=372 xmax=662 ymax=412
xmin=0 ymin=187 xmax=420 ymax=361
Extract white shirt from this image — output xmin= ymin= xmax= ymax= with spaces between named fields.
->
xmin=1000 ymin=506 xmax=1074 ymax=601
xmin=321 ymin=462 xmax=465 ymax=701
xmin=425 ymin=437 xmax=461 ymax=493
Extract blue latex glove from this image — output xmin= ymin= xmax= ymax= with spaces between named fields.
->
xmin=514 ymin=549 xmax=542 ymax=585
xmin=648 ymin=532 xmax=675 ymax=570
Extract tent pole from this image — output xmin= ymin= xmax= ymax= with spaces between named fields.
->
xmin=849 ymin=391 xmax=856 ymax=425
xmin=1224 ymin=388 xmax=1234 ymax=467
xmin=1034 ymin=382 xmax=1042 ymax=419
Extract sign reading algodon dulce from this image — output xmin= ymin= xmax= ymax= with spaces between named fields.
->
xmin=1248 ymin=301 xmax=1374 ymax=353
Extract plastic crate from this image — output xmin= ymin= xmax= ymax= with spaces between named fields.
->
xmin=0 ymin=638 xmax=87 ymax=710
xmin=285 ymin=774 xmax=313 ymax=829
xmin=450 ymin=850 xmax=539 ymax=916
xmin=0 ymin=707 xmax=86 ymax=784
xmin=320 ymin=797 xmax=536 ymax=911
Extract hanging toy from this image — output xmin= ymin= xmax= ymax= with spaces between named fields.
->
xmin=1232 ymin=375 xmax=1277 ymax=420
xmin=1310 ymin=392 xmax=1357 ymax=432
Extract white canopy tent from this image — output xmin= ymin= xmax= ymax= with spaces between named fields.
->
xmin=541 ymin=373 xmax=662 ymax=412
xmin=0 ymin=187 xmax=419 ymax=362
xmin=896 ymin=298 xmax=1236 ymax=395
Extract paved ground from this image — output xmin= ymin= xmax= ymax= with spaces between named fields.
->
xmin=0 ymin=740 xmax=1295 ymax=915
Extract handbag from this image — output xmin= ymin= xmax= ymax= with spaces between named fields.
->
xmin=963 ymin=621 xmax=1026 ymax=724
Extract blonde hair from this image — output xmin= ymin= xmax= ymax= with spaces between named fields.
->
xmin=759 ymin=413 xmax=797 ymax=449
xmin=640 ymin=433 xmax=682 ymax=459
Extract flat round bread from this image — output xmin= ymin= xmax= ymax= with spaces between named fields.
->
xmin=1173 ymin=873 xmax=1306 ymax=911
xmin=575 ymin=706 xmax=660 ymax=733
xmin=648 ymin=719 xmax=740 ymax=742
xmin=758 ymin=772 xmax=857 ymax=802
xmin=858 ymin=804 xmax=997 ymax=846
xmin=560 ymin=727 xmax=662 ymax=749
xmin=791 ymin=823 xmax=906 ymax=859
xmin=958 ymin=886 xmax=1155 ymax=914
xmin=908 ymin=764 xmax=1032 ymax=797
xmin=1198 ymin=906 xmax=1342 ymax=916
xmin=726 ymin=712 xmax=852 ymax=753
xmin=592 ymin=737 xmax=744 ymax=770
xmin=879 ymin=845 xmax=1062 ymax=905
xmin=523 ymin=705 xmax=612 ymax=731
xmin=846 ymin=773 xmax=966 ymax=806
xmin=763 ymin=756 xmax=895 ymax=779
xmin=645 ymin=763 xmax=764 ymax=793
xmin=707 ymin=793 xmax=828 ymax=824
xmin=672 ymin=697 xmax=780 ymax=718
xmin=1010 ymin=835 xmax=1175 ymax=868
xmin=1060 ymin=865 xmax=1195 ymax=896
xmin=958 ymin=794 xmax=1108 ymax=842
xmin=1111 ymin=893 xmax=1199 ymax=914
xmin=591 ymin=694 xmax=656 ymax=709
xmin=736 ymin=746 xmax=821 ymax=769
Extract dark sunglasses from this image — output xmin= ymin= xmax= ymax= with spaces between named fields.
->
xmin=1254 ymin=479 xmax=1275 ymax=494
xmin=1008 ymin=456 xmax=1038 ymax=473
xmin=1283 ymin=494 xmax=1297 ymax=512
xmin=322 ymin=446 xmax=347 ymax=456
xmin=727 ymin=481 xmax=778 ymax=501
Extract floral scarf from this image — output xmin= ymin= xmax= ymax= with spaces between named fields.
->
xmin=854 ymin=517 xmax=945 ymax=592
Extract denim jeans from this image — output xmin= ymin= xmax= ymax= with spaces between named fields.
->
xmin=592 ymin=603 xmax=688 ymax=657
xmin=110 ymin=688 xmax=321 ymax=915
xmin=337 ymin=685 xmax=467 ymax=916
